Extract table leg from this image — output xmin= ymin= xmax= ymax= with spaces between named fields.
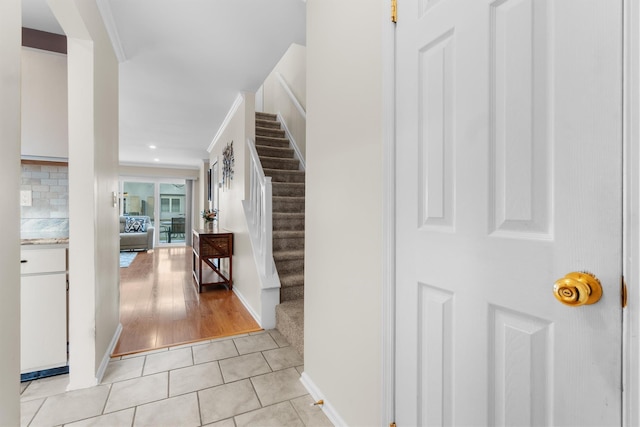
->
xmin=198 ymin=256 xmax=202 ymax=292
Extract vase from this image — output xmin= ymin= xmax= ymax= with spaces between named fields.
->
xmin=205 ymin=221 xmax=214 ymax=231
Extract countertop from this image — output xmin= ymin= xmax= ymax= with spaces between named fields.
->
xmin=21 ymin=237 xmax=69 ymax=247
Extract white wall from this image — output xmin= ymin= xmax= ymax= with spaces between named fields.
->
xmin=119 ymin=165 xmax=199 ymax=180
xmin=263 ymin=43 xmax=307 ymax=161
xmin=49 ymin=0 xmax=121 ymax=389
xmin=21 ymin=47 xmax=68 ymax=159
xmin=305 ymin=1 xmax=385 ymax=425
xmin=209 ymin=93 xmax=265 ymax=324
xmin=0 ymin=0 xmax=22 ymax=424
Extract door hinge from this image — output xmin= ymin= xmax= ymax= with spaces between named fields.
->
xmin=621 ymin=276 xmax=627 ymax=308
xmin=390 ymin=423 xmax=397 ymax=427
xmin=391 ymin=0 xmax=397 ymax=23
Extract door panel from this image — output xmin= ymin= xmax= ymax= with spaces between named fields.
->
xmin=490 ymin=0 xmax=552 ymax=238
xmin=395 ymin=0 xmax=623 ymax=425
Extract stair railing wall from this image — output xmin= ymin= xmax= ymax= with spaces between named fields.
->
xmin=277 ymin=112 xmax=306 ymax=171
xmin=275 ymin=72 xmax=306 ymax=169
xmin=276 ymin=72 xmax=306 ymax=121
xmin=245 ymin=137 xmax=275 ymax=281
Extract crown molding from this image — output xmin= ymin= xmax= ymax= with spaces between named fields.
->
xmin=208 ymin=93 xmax=245 ymax=153
xmin=96 ymin=0 xmax=127 ymax=63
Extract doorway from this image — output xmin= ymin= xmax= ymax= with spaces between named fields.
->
xmin=119 ymin=177 xmax=190 ymax=247
xmin=158 ymin=182 xmax=186 ymax=244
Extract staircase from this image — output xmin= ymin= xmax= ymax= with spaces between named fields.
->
xmin=255 ymin=112 xmax=305 ymax=356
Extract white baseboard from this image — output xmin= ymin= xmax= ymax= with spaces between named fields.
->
xmin=233 ymin=285 xmax=279 ymax=330
xmin=276 ymin=112 xmax=305 ymax=170
xmin=232 ymin=287 xmax=264 ymax=326
xmin=300 ymin=372 xmax=347 ymax=427
xmin=95 ymin=323 xmax=122 ymax=384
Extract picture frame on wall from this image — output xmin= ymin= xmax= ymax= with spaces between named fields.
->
xmin=212 ymin=161 xmax=219 ymax=212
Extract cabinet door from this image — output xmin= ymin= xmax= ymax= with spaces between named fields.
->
xmin=20 ymin=248 xmax=66 ymax=275
xmin=21 ymin=273 xmax=67 ymax=372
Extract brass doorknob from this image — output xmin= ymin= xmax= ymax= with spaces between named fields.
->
xmin=553 ymin=272 xmax=602 ymax=306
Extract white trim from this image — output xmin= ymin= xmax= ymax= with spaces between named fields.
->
xmin=300 ymin=372 xmax=348 ymax=427
xmin=276 ymin=72 xmax=306 ymax=120
xmin=95 ymin=0 xmax=126 ymax=63
xmin=95 ymin=323 xmax=122 ymax=384
xmin=259 ymin=286 xmax=279 ymax=330
xmin=243 ymin=138 xmax=276 ymax=279
xmin=118 ymin=161 xmax=200 ymax=172
xmin=21 ymin=155 xmax=69 ymax=163
xmin=276 ymin=113 xmax=306 ymax=170
xmin=242 ymin=199 xmax=280 ymax=288
xmin=208 ymin=93 xmax=244 ymax=153
xmin=623 ymin=0 xmax=639 ymax=424
xmin=381 ymin=0 xmax=396 ymax=423
xmin=232 ymin=284 xmax=278 ymax=330
xmin=232 ymin=285 xmax=276 ymax=329
xmin=232 ymin=286 xmax=261 ymax=325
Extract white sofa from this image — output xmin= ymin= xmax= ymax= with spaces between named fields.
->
xmin=119 ymin=216 xmax=154 ymax=251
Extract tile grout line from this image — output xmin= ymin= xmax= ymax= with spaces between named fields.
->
xmin=195 ymin=386 xmax=203 ymax=427
xmin=284 ymin=400 xmax=307 ymax=426
xmin=100 ymin=382 xmax=114 ymax=416
xmin=22 ymin=332 xmax=318 ymax=426
xmin=140 ymin=354 xmax=148 ymax=378
xmin=248 ymin=374 xmax=266 ymax=409
xmin=101 ymin=372 xmax=170 ymax=417
xmin=262 ymin=348 xmax=276 ymax=372
xmin=25 ymin=394 xmax=46 ymax=427
xmin=289 ymin=398 xmax=307 ymax=426
xmin=166 ymin=366 xmax=170 ymax=406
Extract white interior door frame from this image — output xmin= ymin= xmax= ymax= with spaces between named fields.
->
xmin=381 ymin=0 xmax=396 ymax=424
xmin=624 ymin=0 xmax=640 ymax=425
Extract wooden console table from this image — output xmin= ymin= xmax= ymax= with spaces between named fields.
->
xmin=192 ymin=228 xmax=233 ymax=292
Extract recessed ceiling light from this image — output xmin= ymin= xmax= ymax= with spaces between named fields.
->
xmin=154 ymin=158 xmax=160 ymax=162
xmin=149 ymin=145 xmax=157 ymax=149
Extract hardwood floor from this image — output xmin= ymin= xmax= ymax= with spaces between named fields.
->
xmin=113 ymin=246 xmax=262 ymax=356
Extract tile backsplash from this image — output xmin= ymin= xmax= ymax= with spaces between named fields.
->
xmin=20 ymin=161 xmax=69 ymax=239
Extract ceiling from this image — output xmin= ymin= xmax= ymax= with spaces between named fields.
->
xmin=21 ymin=0 xmax=306 ymax=170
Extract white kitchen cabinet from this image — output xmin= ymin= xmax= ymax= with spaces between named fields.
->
xmin=20 ymin=246 xmax=67 ymax=374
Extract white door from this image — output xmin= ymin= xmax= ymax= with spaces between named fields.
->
xmin=395 ymin=1 xmax=624 ymax=425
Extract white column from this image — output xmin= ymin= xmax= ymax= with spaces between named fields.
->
xmin=0 ymin=0 xmax=22 ymax=423
xmin=48 ymin=0 xmax=121 ymax=389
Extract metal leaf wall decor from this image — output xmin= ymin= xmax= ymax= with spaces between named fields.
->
xmin=222 ymin=141 xmax=234 ymax=189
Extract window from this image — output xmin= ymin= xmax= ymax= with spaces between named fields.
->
xmin=160 ymin=196 xmax=183 ymax=213
xmin=120 ymin=179 xmax=188 ymax=246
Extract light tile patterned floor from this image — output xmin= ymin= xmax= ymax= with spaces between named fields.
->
xmin=20 ymin=330 xmax=333 ymax=427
